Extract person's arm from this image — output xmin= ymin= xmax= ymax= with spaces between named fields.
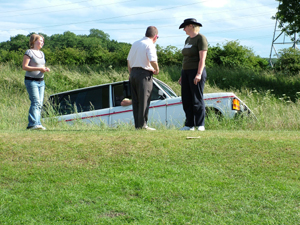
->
xmin=150 ymin=61 xmax=159 ymax=75
xmin=127 ymin=60 xmax=132 ymax=74
xmin=194 ymin=50 xmax=207 ymax=85
xmin=127 ymin=60 xmax=132 ymax=80
xmin=121 ymin=98 xmax=132 ymax=106
xmin=22 ymin=55 xmax=50 ymax=73
xmin=178 ymin=76 xmax=182 ymax=85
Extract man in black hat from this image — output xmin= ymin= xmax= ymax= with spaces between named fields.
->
xmin=127 ymin=26 xmax=159 ymax=130
xmin=178 ymin=18 xmax=208 ymax=131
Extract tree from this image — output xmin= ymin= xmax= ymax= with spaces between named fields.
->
xmin=274 ymin=0 xmax=300 ymax=37
xmin=156 ymin=45 xmax=182 ymax=66
xmin=89 ymin=29 xmax=110 ymax=42
xmin=207 ymin=40 xmax=269 ymax=70
xmin=8 ymin=34 xmax=28 ymax=51
xmin=274 ymin=47 xmax=300 ymax=75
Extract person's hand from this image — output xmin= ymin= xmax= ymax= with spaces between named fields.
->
xmin=178 ymin=77 xmax=182 ymax=85
xmin=194 ymin=74 xmax=201 ymax=85
xmin=40 ymin=67 xmax=50 ymax=73
xmin=153 ymin=70 xmax=159 ymax=75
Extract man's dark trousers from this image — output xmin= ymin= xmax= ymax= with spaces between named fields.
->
xmin=130 ymin=67 xmax=153 ymax=129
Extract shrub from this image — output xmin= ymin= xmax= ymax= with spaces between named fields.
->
xmin=274 ymin=47 xmax=300 ymax=76
xmin=157 ymin=45 xmax=182 ymax=66
xmin=207 ymin=41 xmax=269 ymax=70
xmin=0 ymin=49 xmax=24 ymax=67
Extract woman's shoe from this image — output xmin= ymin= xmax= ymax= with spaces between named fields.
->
xmin=198 ymin=126 xmax=205 ymax=131
xmin=180 ymin=126 xmax=195 ymax=131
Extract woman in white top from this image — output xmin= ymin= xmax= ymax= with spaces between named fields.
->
xmin=22 ymin=34 xmax=50 ymax=130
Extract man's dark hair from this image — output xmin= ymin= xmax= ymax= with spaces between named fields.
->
xmin=145 ymin=26 xmax=158 ymax=38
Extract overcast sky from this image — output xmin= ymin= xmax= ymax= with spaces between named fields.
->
xmin=0 ymin=0 xmax=294 ymax=58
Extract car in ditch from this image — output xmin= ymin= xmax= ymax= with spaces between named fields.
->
xmin=43 ymin=78 xmax=254 ymax=127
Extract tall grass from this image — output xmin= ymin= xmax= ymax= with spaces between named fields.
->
xmin=206 ymin=66 xmax=300 ymax=130
xmin=0 ymin=62 xmax=299 ymax=131
xmin=207 ymin=66 xmax=300 ymax=101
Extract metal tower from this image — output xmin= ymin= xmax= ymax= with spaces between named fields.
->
xmin=269 ymin=19 xmax=299 ymax=67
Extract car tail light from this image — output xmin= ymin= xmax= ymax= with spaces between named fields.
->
xmin=232 ymin=98 xmax=240 ymax=111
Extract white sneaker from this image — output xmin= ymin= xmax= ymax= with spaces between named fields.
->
xmin=27 ymin=125 xmax=46 ymax=130
xmin=180 ymin=126 xmax=195 ymax=131
xmin=198 ymin=126 xmax=205 ymax=131
xmin=144 ymin=126 xmax=156 ymax=131
xmin=39 ymin=125 xmax=47 ymax=130
xmin=27 ymin=125 xmax=43 ymax=130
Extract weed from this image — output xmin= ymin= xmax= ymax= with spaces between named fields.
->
xmin=0 ymin=63 xmax=299 ymax=131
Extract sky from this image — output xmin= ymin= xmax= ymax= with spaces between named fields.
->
xmin=0 ymin=0 xmax=296 ymax=59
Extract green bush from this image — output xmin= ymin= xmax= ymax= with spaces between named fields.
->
xmin=56 ymin=48 xmax=87 ymax=65
xmin=0 ymin=49 xmax=24 ymax=67
xmin=156 ymin=45 xmax=182 ymax=66
xmin=0 ymin=31 xmax=284 ymax=72
xmin=207 ymin=41 xmax=269 ymax=70
xmin=274 ymin=47 xmax=300 ymax=76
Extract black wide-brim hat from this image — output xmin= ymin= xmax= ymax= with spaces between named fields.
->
xmin=179 ymin=18 xmax=202 ymax=29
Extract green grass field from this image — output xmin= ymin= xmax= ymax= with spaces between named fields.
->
xmin=1 ymin=130 xmax=299 ymax=224
xmin=0 ymin=63 xmax=299 ymax=224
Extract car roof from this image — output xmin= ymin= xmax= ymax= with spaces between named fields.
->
xmin=49 ymin=77 xmax=167 ymax=97
xmin=49 ymin=78 xmax=236 ymax=99
xmin=49 ymin=80 xmax=126 ymax=97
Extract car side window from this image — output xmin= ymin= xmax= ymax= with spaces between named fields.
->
xmin=113 ymin=83 xmax=125 ymax=107
xmin=81 ymin=86 xmax=109 ymax=111
xmin=151 ymin=84 xmax=165 ymax=101
xmin=51 ymin=85 xmax=109 ymax=115
xmin=112 ymin=81 xmax=133 ymax=106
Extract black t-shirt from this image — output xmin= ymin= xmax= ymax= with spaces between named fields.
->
xmin=182 ymin=33 xmax=208 ymax=70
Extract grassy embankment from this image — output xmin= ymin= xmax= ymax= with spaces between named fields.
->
xmin=0 ymin=62 xmax=299 ymax=224
xmin=1 ymin=62 xmax=299 ymax=130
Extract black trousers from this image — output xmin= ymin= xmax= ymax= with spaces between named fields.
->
xmin=181 ymin=68 xmax=207 ymax=127
xmin=130 ymin=68 xmax=153 ymax=129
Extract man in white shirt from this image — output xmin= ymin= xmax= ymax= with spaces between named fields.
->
xmin=127 ymin=26 xmax=159 ymax=130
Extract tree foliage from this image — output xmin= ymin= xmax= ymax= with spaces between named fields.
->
xmin=0 ymin=30 xmax=273 ymax=71
xmin=156 ymin=45 xmax=183 ymax=66
xmin=206 ymin=40 xmax=269 ymax=70
xmin=274 ymin=0 xmax=300 ymax=37
xmin=274 ymin=47 xmax=300 ymax=75
xmin=0 ymin=29 xmax=132 ymax=68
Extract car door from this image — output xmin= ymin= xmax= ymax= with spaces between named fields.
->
xmin=109 ymin=82 xmax=134 ymax=126
xmin=148 ymin=84 xmax=167 ymax=125
xmin=152 ymin=78 xmax=184 ymax=127
xmin=109 ymin=81 xmax=167 ymax=126
xmin=165 ymin=97 xmax=185 ymax=127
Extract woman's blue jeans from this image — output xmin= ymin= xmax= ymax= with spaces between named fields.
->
xmin=25 ymin=79 xmax=45 ymax=128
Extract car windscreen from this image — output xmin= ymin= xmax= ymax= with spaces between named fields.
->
xmin=151 ymin=84 xmax=163 ymax=101
xmin=154 ymin=79 xmax=177 ymax=98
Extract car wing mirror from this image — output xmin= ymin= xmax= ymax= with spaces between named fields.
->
xmin=158 ymin=90 xmax=166 ymax=100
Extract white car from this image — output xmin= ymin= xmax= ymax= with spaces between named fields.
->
xmin=44 ymin=78 xmax=253 ymax=127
